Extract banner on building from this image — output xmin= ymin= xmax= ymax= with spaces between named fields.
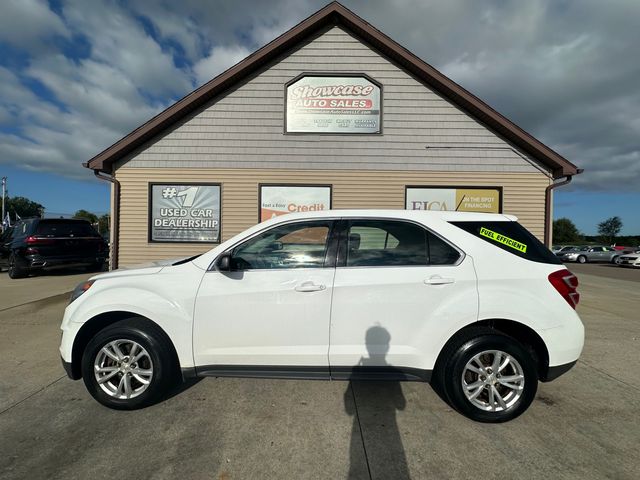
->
xmin=149 ymin=183 xmax=221 ymax=242
xmin=260 ymin=185 xmax=332 ymax=221
xmin=405 ymin=186 xmax=502 ymax=213
xmin=286 ymin=75 xmax=381 ymax=133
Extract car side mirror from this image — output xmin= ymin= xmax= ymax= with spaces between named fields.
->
xmin=215 ymin=252 xmax=232 ymax=271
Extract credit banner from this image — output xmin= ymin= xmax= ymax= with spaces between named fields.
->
xmin=405 ymin=187 xmax=501 ymax=213
xmin=286 ymin=76 xmax=381 ymax=133
xmin=150 ymin=184 xmax=220 ymax=242
xmin=260 ymin=185 xmax=331 ymax=221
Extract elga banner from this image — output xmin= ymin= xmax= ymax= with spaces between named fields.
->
xmin=150 ymin=184 xmax=221 ymax=242
xmin=406 ymin=187 xmax=501 ymax=213
xmin=286 ymin=76 xmax=381 ymax=133
xmin=260 ymin=185 xmax=331 ymax=221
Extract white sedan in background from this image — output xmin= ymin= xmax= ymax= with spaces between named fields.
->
xmin=618 ymin=250 xmax=640 ymax=267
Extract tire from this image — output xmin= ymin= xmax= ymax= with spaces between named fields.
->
xmin=612 ymin=256 xmax=621 ymax=265
xmin=577 ymin=255 xmax=587 ymax=264
xmin=8 ymin=253 xmax=29 ymax=279
xmin=81 ymin=318 xmax=178 ymax=410
xmin=435 ymin=328 xmax=538 ymax=423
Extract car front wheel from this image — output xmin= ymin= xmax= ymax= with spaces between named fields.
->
xmin=577 ymin=255 xmax=587 ymax=264
xmin=435 ymin=329 xmax=538 ymax=422
xmin=81 ymin=319 xmax=177 ymax=409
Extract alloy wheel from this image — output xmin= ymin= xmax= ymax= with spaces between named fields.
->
xmin=461 ymin=350 xmax=525 ymax=412
xmin=93 ymin=339 xmax=154 ymax=399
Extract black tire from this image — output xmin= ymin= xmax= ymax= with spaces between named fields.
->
xmin=8 ymin=253 xmax=29 ymax=279
xmin=612 ymin=256 xmax=620 ymax=265
xmin=577 ymin=255 xmax=587 ymax=264
xmin=435 ymin=328 xmax=538 ymax=423
xmin=81 ymin=318 xmax=178 ymax=410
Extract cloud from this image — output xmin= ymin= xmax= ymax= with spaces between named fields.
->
xmin=193 ymin=45 xmax=252 ymax=86
xmin=0 ymin=0 xmax=639 ymax=192
xmin=0 ymin=0 xmax=69 ymax=52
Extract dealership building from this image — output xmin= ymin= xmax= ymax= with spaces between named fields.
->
xmin=85 ymin=2 xmax=580 ymax=269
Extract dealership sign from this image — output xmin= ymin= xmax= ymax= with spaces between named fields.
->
xmin=286 ymin=75 xmax=381 ymax=133
xmin=260 ymin=185 xmax=331 ymax=221
xmin=405 ymin=187 xmax=501 ymax=213
xmin=149 ymin=184 xmax=221 ymax=242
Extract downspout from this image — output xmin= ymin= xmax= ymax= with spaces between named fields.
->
xmin=94 ymin=170 xmax=120 ymax=270
xmin=544 ymin=169 xmax=583 ymax=247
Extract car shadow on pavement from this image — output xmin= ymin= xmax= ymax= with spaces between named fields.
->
xmin=345 ymin=326 xmax=411 ymax=480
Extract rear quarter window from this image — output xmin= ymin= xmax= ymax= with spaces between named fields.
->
xmin=450 ymin=221 xmax=561 ymax=264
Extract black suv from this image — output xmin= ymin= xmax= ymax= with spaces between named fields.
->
xmin=0 ymin=218 xmax=107 ymax=279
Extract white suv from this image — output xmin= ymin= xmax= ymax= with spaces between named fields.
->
xmin=60 ymin=210 xmax=584 ymax=422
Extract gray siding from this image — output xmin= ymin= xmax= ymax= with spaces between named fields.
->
xmin=121 ymin=27 xmax=549 ymax=175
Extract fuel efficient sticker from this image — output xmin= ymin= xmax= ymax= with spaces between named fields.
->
xmin=479 ymin=227 xmax=527 ymax=253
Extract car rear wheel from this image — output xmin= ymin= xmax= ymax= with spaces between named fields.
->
xmin=8 ymin=253 xmax=29 ymax=279
xmin=435 ymin=328 xmax=538 ymax=422
xmin=577 ymin=255 xmax=587 ymax=264
xmin=81 ymin=318 xmax=177 ymax=409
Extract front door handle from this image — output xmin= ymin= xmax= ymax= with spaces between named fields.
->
xmin=424 ymin=276 xmax=455 ymax=285
xmin=295 ymin=282 xmax=326 ymax=292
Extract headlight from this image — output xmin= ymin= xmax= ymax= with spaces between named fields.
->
xmin=69 ymin=280 xmax=95 ymax=304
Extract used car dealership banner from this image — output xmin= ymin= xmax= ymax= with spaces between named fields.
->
xmin=286 ymin=75 xmax=381 ymax=133
xmin=406 ymin=187 xmax=501 ymax=213
xmin=260 ymin=185 xmax=331 ymax=221
xmin=150 ymin=184 xmax=221 ymax=242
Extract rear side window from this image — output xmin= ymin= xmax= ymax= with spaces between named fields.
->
xmin=36 ymin=220 xmax=98 ymax=238
xmin=450 ymin=221 xmax=561 ymax=264
xmin=344 ymin=220 xmax=460 ymax=267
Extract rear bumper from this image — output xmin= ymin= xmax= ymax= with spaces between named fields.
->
xmin=541 ymin=360 xmax=577 ymax=382
xmin=26 ymin=254 xmax=105 ymax=269
xmin=61 ymin=355 xmax=80 ymax=380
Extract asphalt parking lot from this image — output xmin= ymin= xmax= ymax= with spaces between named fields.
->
xmin=1 ymin=265 xmax=639 ymax=479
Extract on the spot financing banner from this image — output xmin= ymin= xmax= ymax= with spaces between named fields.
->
xmin=150 ymin=184 xmax=220 ymax=242
xmin=260 ymin=185 xmax=331 ymax=221
xmin=406 ymin=187 xmax=501 ymax=213
xmin=286 ymin=75 xmax=381 ymax=133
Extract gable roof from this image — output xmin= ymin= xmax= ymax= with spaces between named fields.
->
xmin=84 ymin=1 xmax=579 ymax=178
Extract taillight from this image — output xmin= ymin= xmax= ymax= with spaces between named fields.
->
xmin=25 ymin=236 xmax=54 ymax=245
xmin=548 ymin=269 xmax=580 ymax=309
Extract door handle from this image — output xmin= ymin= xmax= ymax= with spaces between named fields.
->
xmin=424 ymin=276 xmax=455 ymax=285
xmin=295 ymin=282 xmax=326 ymax=292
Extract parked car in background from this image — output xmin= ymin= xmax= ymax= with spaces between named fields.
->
xmin=60 ymin=210 xmax=584 ymax=423
xmin=618 ymin=250 xmax=640 ymax=268
xmin=557 ymin=245 xmax=624 ymax=264
xmin=0 ymin=218 xmax=108 ymax=278
xmin=552 ymin=245 xmax=578 ymax=254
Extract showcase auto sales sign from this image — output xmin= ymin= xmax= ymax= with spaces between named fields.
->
xmin=286 ymin=75 xmax=381 ymax=133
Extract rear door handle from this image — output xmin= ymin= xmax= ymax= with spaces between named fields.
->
xmin=295 ymin=282 xmax=326 ymax=292
xmin=424 ymin=276 xmax=455 ymax=285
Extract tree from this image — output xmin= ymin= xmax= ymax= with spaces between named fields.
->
xmin=597 ymin=216 xmax=623 ymax=245
xmin=73 ymin=209 xmax=98 ymax=224
xmin=5 ymin=196 xmax=44 ymax=219
xmin=97 ymin=213 xmax=110 ymax=236
xmin=553 ymin=218 xmax=582 ymax=243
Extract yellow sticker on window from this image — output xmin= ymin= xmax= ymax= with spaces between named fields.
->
xmin=479 ymin=227 xmax=527 ymax=253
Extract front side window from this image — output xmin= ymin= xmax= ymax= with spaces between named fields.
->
xmin=231 ymin=221 xmax=331 ymax=270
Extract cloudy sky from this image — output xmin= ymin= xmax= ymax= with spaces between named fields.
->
xmin=1 ymin=0 xmax=638 ymax=233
